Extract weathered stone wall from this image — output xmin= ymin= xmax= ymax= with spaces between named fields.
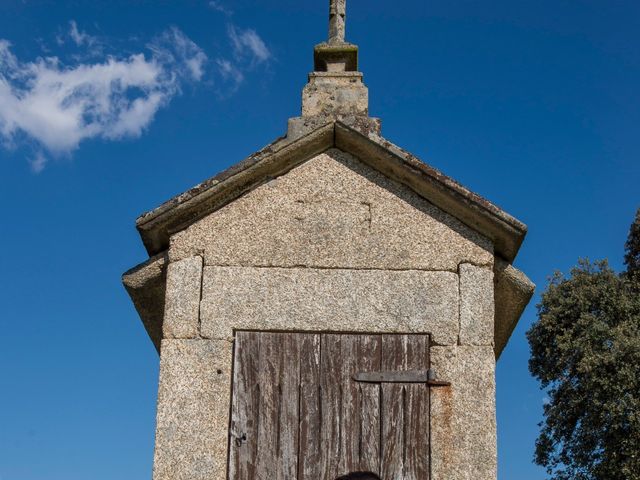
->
xmin=169 ymin=149 xmax=493 ymax=270
xmin=153 ymin=340 xmax=231 ymax=480
xmin=152 ymin=149 xmax=497 ymax=480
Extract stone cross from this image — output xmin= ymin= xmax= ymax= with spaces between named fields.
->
xmin=329 ymin=0 xmax=346 ymax=44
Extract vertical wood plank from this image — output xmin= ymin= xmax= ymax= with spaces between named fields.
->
xmin=298 ymin=334 xmax=321 ymax=480
xmin=255 ymin=332 xmax=282 ymax=480
xmin=229 ymin=331 xmax=260 ymax=480
xmin=404 ymin=335 xmax=430 ymax=480
xmin=405 ymin=385 xmax=430 ymax=480
xmin=320 ymin=334 xmax=342 ymax=480
xmin=380 ymin=334 xmax=407 ymax=479
xmin=338 ymin=335 xmax=360 ymax=475
xmin=277 ymin=333 xmax=301 ymax=480
xmin=358 ymin=334 xmax=382 ymax=474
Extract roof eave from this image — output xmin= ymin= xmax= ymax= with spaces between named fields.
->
xmin=136 ymin=123 xmax=334 ymax=255
xmin=334 ymin=122 xmax=527 ymax=262
xmin=494 ymin=257 xmax=535 ymax=359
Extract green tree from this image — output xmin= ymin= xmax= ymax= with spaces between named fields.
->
xmin=625 ymin=208 xmax=640 ymax=282
xmin=527 ymin=209 xmax=640 ymax=480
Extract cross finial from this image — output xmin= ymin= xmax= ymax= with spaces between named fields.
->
xmin=329 ymin=0 xmax=346 ymax=44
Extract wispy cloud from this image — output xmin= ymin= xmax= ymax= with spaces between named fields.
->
xmin=215 ymin=23 xmax=271 ymax=93
xmin=1 ymin=18 xmax=272 ymax=171
xmin=228 ymin=24 xmax=271 ymax=64
xmin=148 ymin=26 xmax=208 ymax=82
xmin=208 ymin=1 xmax=232 ymax=16
xmin=216 ymin=58 xmax=244 ymax=93
xmin=0 ymin=27 xmax=207 ymax=168
xmin=68 ymin=20 xmax=96 ymax=48
xmin=57 ymin=20 xmax=105 ymax=59
xmin=29 ymin=151 xmax=47 ymax=173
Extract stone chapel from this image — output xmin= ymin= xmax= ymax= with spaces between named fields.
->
xmin=123 ymin=2 xmax=535 ymax=479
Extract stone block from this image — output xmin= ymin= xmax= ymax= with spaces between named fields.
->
xmin=429 ymin=346 xmax=457 ymax=480
xmin=302 ymin=72 xmax=369 ymax=117
xmin=163 ymin=256 xmax=203 ymax=339
xmin=170 ymin=150 xmax=493 ymax=271
xmin=430 ymin=345 xmax=497 ymax=480
xmin=200 ymin=266 xmax=460 ymax=345
xmin=459 ymin=263 xmax=495 ymax=346
xmin=153 ymin=339 xmax=232 ymax=480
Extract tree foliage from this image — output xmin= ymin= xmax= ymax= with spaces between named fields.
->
xmin=527 ymin=209 xmax=640 ymax=480
xmin=625 ymin=208 xmax=640 ymax=281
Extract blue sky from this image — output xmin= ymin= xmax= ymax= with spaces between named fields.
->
xmin=0 ymin=1 xmax=639 ymax=479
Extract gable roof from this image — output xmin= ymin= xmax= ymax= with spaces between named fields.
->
xmin=125 ymin=121 xmax=534 ymax=358
xmin=136 ymin=121 xmax=527 ymax=262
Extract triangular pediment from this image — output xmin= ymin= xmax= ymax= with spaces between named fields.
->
xmin=136 ymin=122 xmax=526 ymax=263
xmin=170 ymin=147 xmax=494 ymax=272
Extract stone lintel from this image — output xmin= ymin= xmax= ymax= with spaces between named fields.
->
xmin=200 ymin=266 xmax=460 ymax=345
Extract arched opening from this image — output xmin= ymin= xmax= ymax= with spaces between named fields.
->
xmin=335 ymin=473 xmax=382 ymax=480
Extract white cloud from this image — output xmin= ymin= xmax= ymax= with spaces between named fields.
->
xmin=148 ymin=27 xmax=208 ymax=82
xmin=69 ymin=20 xmax=96 ymax=47
xmin=208 ymin=1 xmax=232 ymax=15
xmin=0 ymin=28 xmax=207 ymax=162
xmin=216 ymin=58 xmax=244 ymax=91
xmin=215 ymin=23 xmax=271 ymax=93
xmin=60 ymin=21 xmax=105 ymax=59
xmin=29 ymin=151 xmax=47 ymax=173
xmin=228 ymin=24 xmax=271 ymax=64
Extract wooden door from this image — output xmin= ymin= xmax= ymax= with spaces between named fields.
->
xmin=228 ymin=332 xmax=431 ymax=480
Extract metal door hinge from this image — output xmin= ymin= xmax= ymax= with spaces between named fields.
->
xmin=352 ymin=368 xmax=450 ymax=386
